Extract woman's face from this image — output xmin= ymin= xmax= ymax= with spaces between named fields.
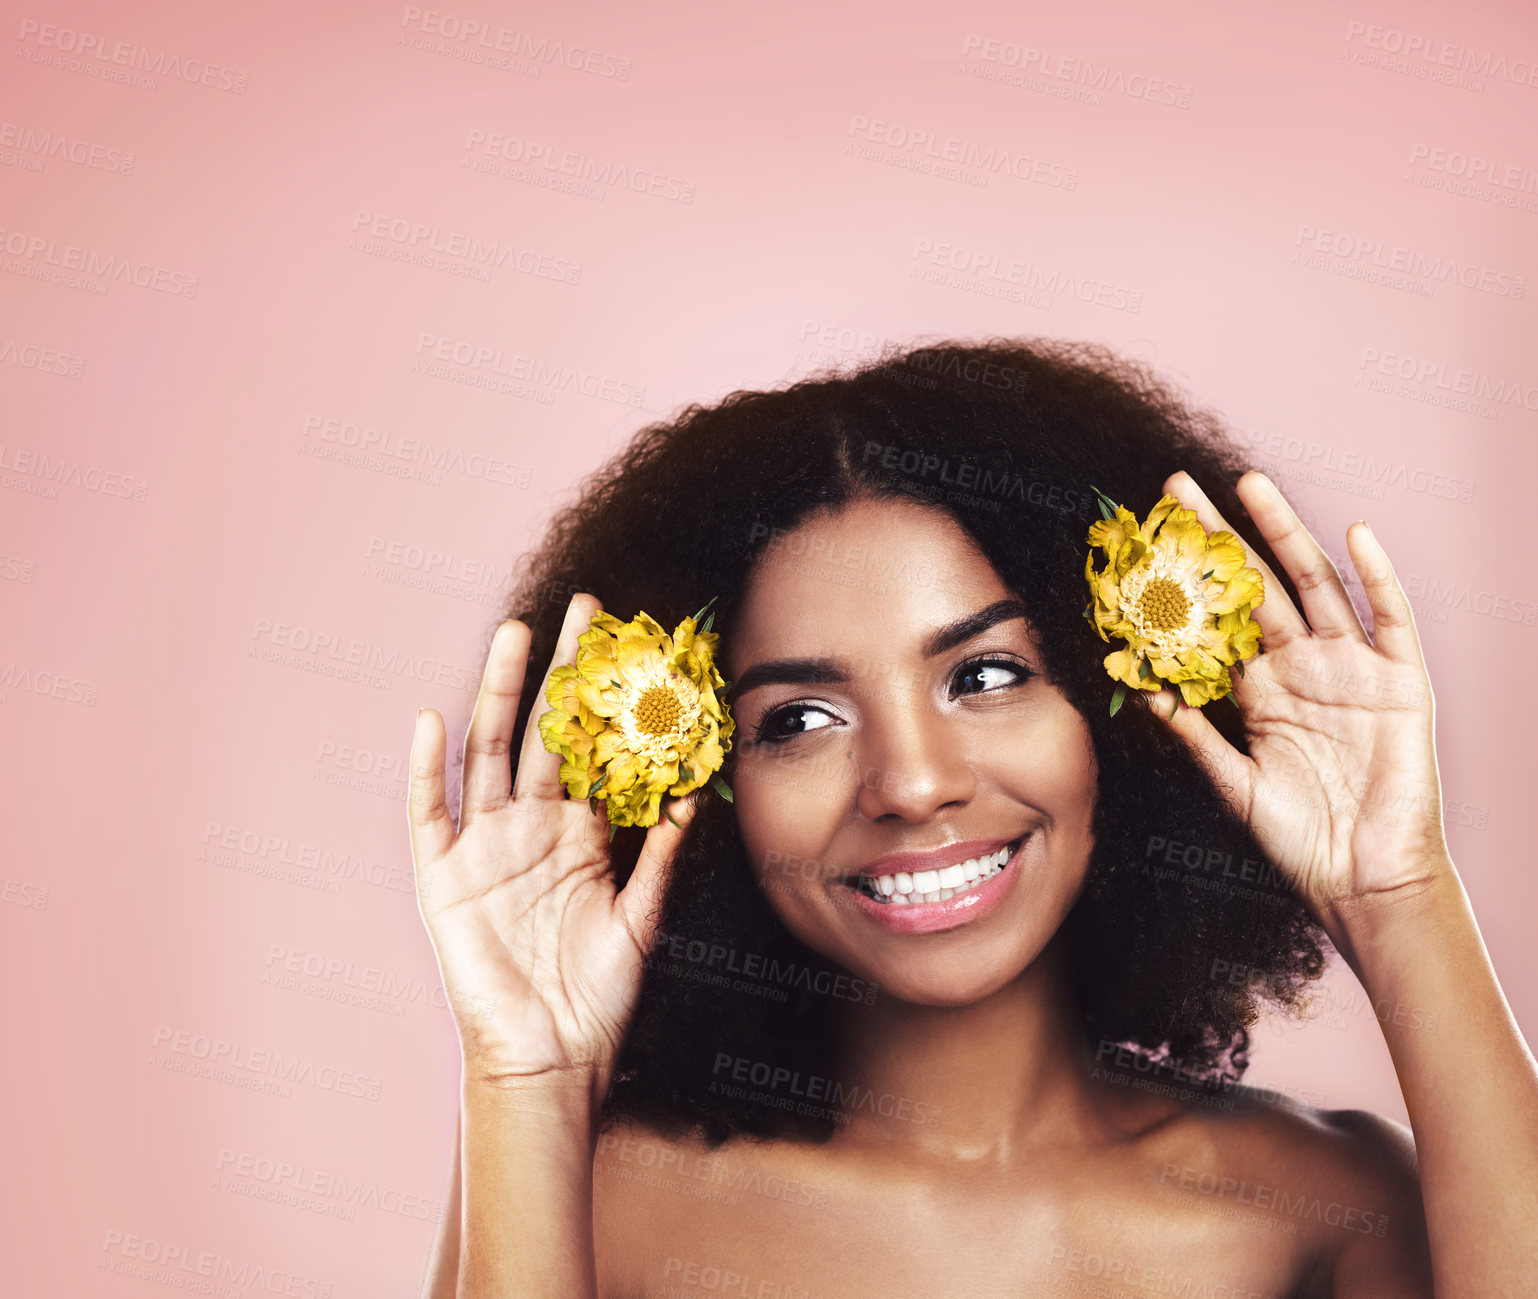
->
xmin=724 ymin=496 xmax=1099 ymax=1006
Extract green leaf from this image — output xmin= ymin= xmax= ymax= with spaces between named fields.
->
xmin=588 ymin=769 xmax=607 ymax=795
xmin=1201 ymin=570 xmax=1214 ymax=580
xmin=1088 ymin=483 xmax=1122 ymax=518
xmin=1234 ymin=657 xmax=1246 ymax=678
xmin=1168 ymin=692 xmax=1180 ymax=720
xmin=608 ymin=821 xmax=620 ymax=843
xmin=691 ymin=594 xmax=720 ymax=625
xmin=700 ymin=611 xmax=716 ymax=635
xmin=661 ymin=802 xmax=682 ymax=829
xmin=709 ymin=773 xmax=734 ymax=803
xmin=1109 ymin=682 xmax=1128 ymax=716
xmin=1138 ymin=658 xmax=1152 ymax=681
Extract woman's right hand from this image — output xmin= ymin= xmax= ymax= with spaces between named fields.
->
xmin=407 ymin=593 xmax=698 ymax=1099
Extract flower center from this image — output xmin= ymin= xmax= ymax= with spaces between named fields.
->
xmin=632 ymin=682 xmax=684 ymax=736
xmin=1137 ymin=576 xmax=1191 ymax=632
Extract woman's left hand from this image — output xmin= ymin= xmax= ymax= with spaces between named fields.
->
xmin=1144 ymin=469 xmax=1454 ymax=964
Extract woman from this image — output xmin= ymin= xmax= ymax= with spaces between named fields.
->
xmin=407 ymin=339 xmax=1538 ymax=1296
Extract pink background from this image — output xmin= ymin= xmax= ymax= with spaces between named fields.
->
xmin=3 ymin=0 xmax=1534 ymax=1292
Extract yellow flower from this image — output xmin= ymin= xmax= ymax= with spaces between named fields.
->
xmin=538 ymin=606 xmax=735 ymax=829
xmin=1083 ymin=491 xmax=1265 ymax=710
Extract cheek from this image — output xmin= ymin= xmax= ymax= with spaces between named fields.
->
xmin=995 ymin=703 xmax=1097 ymax=795
xmin=734 ymin=755 xmax=854 ymax=915
xmin=735 ymin=750 xmax=847 ymax=854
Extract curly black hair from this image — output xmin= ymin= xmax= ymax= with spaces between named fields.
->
xmin=493 ymin=336 xmax=1329 ymax=1148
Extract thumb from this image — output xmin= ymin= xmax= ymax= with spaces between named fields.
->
xmin=616 ymin=790 xmax=702 ymax=953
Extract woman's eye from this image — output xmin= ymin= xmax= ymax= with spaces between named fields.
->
xmin=951 ymin=657 xmax=1033 ymax=697
xmin=752 ymin=703 xmax=838 ymax=745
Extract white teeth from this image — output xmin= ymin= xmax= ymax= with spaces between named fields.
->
xmin=854 ymin=838 xmax=1025 ymax=905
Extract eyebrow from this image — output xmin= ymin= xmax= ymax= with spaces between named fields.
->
xmin=728 ymin=598 xmax=1032 ymax=698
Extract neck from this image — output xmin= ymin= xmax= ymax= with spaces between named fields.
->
xmin=823 ymin=932 xmax=1107 ymax=1163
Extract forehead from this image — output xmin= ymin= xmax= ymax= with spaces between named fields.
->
xmin=727 ymin=498 xmax=1020 ymax=670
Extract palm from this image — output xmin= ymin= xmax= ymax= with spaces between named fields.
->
xmin=407 ymin=599 xmax=696 ymax=1088
xmin=420 ymin=801 xmax=638 ymax=1078
xmin=1148 ymin=472 xmax=1450 ymax=950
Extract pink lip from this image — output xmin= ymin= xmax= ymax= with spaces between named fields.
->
xmin=843 ymin=832 xmax=1031 ymax=935
xmin=847 ymin=835 xmax=1021 ymax=880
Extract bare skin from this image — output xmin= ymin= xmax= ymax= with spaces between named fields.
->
xmin=409 ymin=471 xmax=1537 ymax=1297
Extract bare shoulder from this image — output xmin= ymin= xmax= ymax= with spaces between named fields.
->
xmin=1139 ymin=1082 xmax=1433 ymax=1296
xmin=591 ymin=1111 xmax=829 ymax=1298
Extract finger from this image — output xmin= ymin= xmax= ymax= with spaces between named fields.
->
xmin=616 ymin=792 xmax=701 ymax=953
xmin=1344 ymin=520 xmax=1425 ymax=669
xmin=1234 ymin=471 xmax=1368 ymax=644
xmin=1163 ymin=469 xmax=1309 ymax=650
xmin=407 ymin=707 xmax=456 ymax=886
xmin=513 ymin=591 xmax=605 ymax=802
xmin=1139 ymin=686 xmax=1257 ymax=815
xmin=459 ymin=619 xmax=531 ymax=831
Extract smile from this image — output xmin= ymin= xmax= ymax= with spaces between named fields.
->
xmin=840 ymin=831 xmax=1032 ymax=935
xmin=852 ymin=835 xmax=1024 ymax=904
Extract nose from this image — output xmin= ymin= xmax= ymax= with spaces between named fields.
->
xmin=852 ymin=701 xmax=976 ymax=824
